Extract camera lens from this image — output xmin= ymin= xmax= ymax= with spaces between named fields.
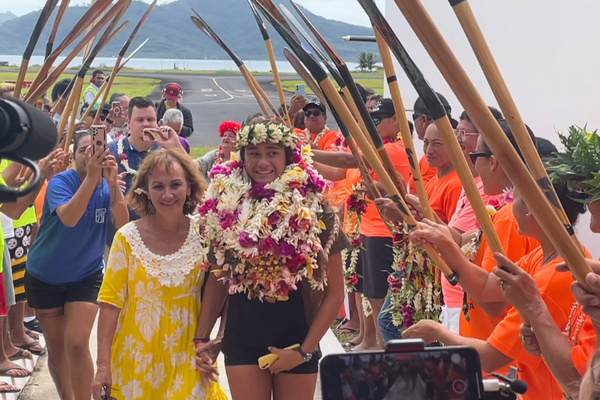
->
xmin=96 ymin=140 xmax=102 ymax=146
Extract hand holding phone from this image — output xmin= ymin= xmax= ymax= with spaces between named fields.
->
xmin=295 ymin=84 xmax=306 ymax=97
xmin=111 ymin=101 xmax=122 ymax=118
xmin=91 ymin=125 xmax=107 ymax=154
xmin=143 ymin=127 xmax=169 ymax=142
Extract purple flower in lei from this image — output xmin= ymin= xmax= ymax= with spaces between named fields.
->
xmin=249 ymin=183 xmax=275 ymax=201
xmin=258 ymin=236 xmax=278 ymax=252
xmin=239 ymin=231 xmax=257 ymax=248
xmin=306 ymin=169 xmax=326 ymax=192
xmin=274 ymin=241 xmax=295 ymax=257
xmin=290 ymin=150 xmax=302 ymax=164
xmin=218 ymin=209 xmax=239 ymax=230
xmin=402 ymin=304 xmax=415 ymax=328
xmin=267 ymin=211 xmax=282 ymax=226
xmin=198 ymin=198 xmax=218 ymax=216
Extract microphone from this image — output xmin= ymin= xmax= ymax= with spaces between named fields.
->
xmin=0 ymin=97 xmax=58 ymax=161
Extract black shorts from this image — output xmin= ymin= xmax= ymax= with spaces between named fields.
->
xmin=223 ymin=290 xmax=320 ymax=374
xmin=24 ymin=270 xmax=103 ymax=310
xmin=361 ymin=236 xmax=394 ymax=299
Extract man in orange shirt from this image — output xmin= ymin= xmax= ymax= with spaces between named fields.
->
xmin=408 ymin=93 xmax=456 ymax=195
xmin=302 ymin=99 xmax=340 ymax=151
xmin=313 ymin=98 xmax=411 ymax=349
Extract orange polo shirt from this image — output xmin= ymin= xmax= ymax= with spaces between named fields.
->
xmin=423 ymin=169 xmax=462 ymax=224
xmin=487 ymin=247 xmax=588 ymax=400
xmin=460 ymin=204 xmax=540 ymax=340
xmin=310 ymin=129 xmax=340 ymax=152
xmin=408 ymin=155 xmax=437 ymax=194
xmin=360 ymin=141 xmax=411 ymax=237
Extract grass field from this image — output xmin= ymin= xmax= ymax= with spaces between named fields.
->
xmin=189 ymin=146 xmax=215 ymax=159
xmin=0 ymin=71 xmax=161 ymax=100
xmin=279 ymin=77 xmax=384 ymax=95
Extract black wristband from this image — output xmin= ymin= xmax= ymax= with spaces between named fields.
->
xmin=106 ymin=118 xmax=114 ymax=124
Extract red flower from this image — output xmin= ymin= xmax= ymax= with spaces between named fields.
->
xmin=289 ymin=181 xmax=302 ymax=190
xmin=351 ymin=237 xmax=362 ymax=247
xmin=348 ymin=275 xmax=359 ymax=286
xmin=119 ymin=153 xmax=128 ymax=161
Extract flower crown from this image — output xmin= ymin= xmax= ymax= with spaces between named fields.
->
xmin=547 ymin=125 xmax=600 ymax=203
xmin=236 ymin=122 xmax=297 ymax=151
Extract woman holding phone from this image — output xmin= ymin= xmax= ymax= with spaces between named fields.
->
xmin=195 ymin=121 xmax=349 ymax=400
xmin=25 ymin=131 xmax=128 ymax=400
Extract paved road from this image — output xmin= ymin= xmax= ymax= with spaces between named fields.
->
xmin=125 ymin=72 xmax=303 ymax=148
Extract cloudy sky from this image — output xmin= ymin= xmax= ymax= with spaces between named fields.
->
xmin=0 ymin=0 xmax=383 ymax=26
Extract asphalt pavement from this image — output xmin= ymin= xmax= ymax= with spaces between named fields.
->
xmin=126 ymin=72 xmax=304 ymax=148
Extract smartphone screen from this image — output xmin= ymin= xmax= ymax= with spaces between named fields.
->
xmin=91 ymin=125 xmax=107 ymax=154
xmin=295 ymin=84 xmax=306 ymax=97
xmin=320 ymin=347 xmax=483 ymax=400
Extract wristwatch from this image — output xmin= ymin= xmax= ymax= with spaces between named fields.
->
xmin=296 ymin=347 xmax=313 ymax=363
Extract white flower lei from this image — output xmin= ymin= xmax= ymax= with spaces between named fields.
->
xmin=305 ymin=126 xmax=330 ymax=146
xmin=117 ymin=137 xmax=138 ymax=175
xmin=200 ymin=123 xmax=329 ymax=302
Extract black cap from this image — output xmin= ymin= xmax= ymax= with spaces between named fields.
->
xmin=413 ymin=92 xmax=451 ymax=118
xmin=303 ymin=99 xmax=326 ymax=113
xmin=369 ymin=98 xmax=395 ymax=116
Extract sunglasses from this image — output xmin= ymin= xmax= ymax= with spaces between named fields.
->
xmin=372 ymin=115 xmax=393 ymax=126
xmin=469 ymin=151 xmax=493 ymax=164
xmin=304 ymin=110 xmax=323 ymax=118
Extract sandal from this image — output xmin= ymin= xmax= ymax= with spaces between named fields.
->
xmin=0 ymin=365 xmax=31 ymax=377
xmin=25 ymin=329 xmax=39 ymax=340
xmin=334 ymin=327 xmax=358 ymax=335
xmin=0 ymin=381 xmax=20 ymax=393
xmin=8 ymin=348 xmax=32 ymax=361
xmin=18 ymin=340 xmax=47 ymax=356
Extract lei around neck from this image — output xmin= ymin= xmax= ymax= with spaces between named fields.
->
xmin=199 ymin=123 xmax=329 ymax=302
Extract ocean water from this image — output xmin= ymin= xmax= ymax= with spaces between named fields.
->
xmin=0 ymin=55 xmax=360 ymax=73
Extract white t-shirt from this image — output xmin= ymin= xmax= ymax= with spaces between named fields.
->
xmin=1 ymin=213 xmax=14 ymax=239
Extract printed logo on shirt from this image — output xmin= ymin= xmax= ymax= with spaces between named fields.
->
xmin=95 ymin=209 xmax=107 ymax=224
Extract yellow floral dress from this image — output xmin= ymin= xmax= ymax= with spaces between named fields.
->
xmin=98 ymin=217 xmax=227 ymax=400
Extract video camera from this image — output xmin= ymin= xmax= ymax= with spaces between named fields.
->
xmin=320 ymin=339 xmax=527 ymax=400
xmin=0 ymin=97 xmax=58 ymax=202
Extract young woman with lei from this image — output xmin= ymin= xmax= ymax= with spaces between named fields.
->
xmin=195 ymin=121 xmax=349 ymax=400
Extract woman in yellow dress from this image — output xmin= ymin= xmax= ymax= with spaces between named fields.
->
xmin=92 ymin=148 xmax=227 ymax=399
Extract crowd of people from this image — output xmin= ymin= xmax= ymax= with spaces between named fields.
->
xmin=0 ymin=69 xmax=599 ymax=400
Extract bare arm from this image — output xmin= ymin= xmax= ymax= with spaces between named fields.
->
xmin=196 ymin=269 xmax=228 ymax=337
xmin=312 ymin=150 xmax=359 ymax=169
xmin=314 ymin=162 xmax=346 ymax=182
xmin=526 ymin=302 xmax=582 ymax=398
xmin=96 ymin=303 xmax=121 ymax=369
xmin=107 ymin=179 xmax=128 ymax=229
xmin=300 ymin=252 xmax=345 ymax=355
xmin=55 ymin=176 xmax=98 ymax=228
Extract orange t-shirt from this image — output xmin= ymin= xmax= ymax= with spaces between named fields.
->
xmin=408 ymin=154 xmax=437 ymax=194
xmin=424 ymin=169 xmax=462 ymax=224
xmin=310 ymin=129 xmax=340 ymax=152
xmin=310 ymin=129 xmax=349 ymax=207
xmin=459 ymin=204 xmax=540 ymax=340
xmin=360 ymin=141 xmax=411 ymax=237
xmin=487 ymin=247 xmax=586 ymax=400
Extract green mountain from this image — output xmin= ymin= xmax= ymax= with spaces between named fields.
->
xmin=0 ymin=0 xmax=377 ymax=60
xmin=0 ymin=11 xmax=16 ymax=25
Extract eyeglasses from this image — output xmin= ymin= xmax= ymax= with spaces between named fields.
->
xmin=455 ymin=129 xmax=479 ymax=138
xmin=304 ymin=110 xmax=323 ymax=118
xmin=469 ymin=151 xmax=493 ymax=164
xmin=372 ymin=115 xmax=393 ymax=126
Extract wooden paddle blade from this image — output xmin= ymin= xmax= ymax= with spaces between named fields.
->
xmin=118 ymin=0 xmax=157 ymax=58
xmin=118 ymin=38 xmax=150 ymax=71
xmin=287 ymin=1 xmax=344 ymax=67
xmin=252 ymin=0 xmax=297 ymax=40
xmin=46 ymin=0 xmax=72 ymax=59
xmin=283 ymin=48 xmax=327 ymax=108
xmin=189 ymin=15 xmax=244 ymax=67
xmin=279 ymin=4 xmax=345 ymax=87
xmin=247 ymin=0 xmax=270 ymax=41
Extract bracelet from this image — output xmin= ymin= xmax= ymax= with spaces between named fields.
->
xmin=193 ymin=337 xmax=211 ymax=345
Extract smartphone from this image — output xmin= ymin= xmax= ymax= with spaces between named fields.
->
xmin=320 ymin=345 xmax=484 ymax=400
xmin=295 ymin=84 xmax=306 ymax=97
xmin=111 ymin=101 xmax=121 ymax=118
xmin=91 ymin=125 xmax=107 ymax=154
xmin=143 ymin=127 xmax=168 ymax=142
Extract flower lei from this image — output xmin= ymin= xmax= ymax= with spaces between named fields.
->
xmin=116 ymin=137 xmax=137 ymax=175
xmin=387 ymin=223 xmax=442 ymax=329
xmin=342 ymin=186 xmax=368 ymax=292
xmin=200 ymin=122 xmax=328 ymax=302
xmin=213 ymin=145 xmax=226 ymax=166
xmin=306 ymin=126 xmax=329 ymax=147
